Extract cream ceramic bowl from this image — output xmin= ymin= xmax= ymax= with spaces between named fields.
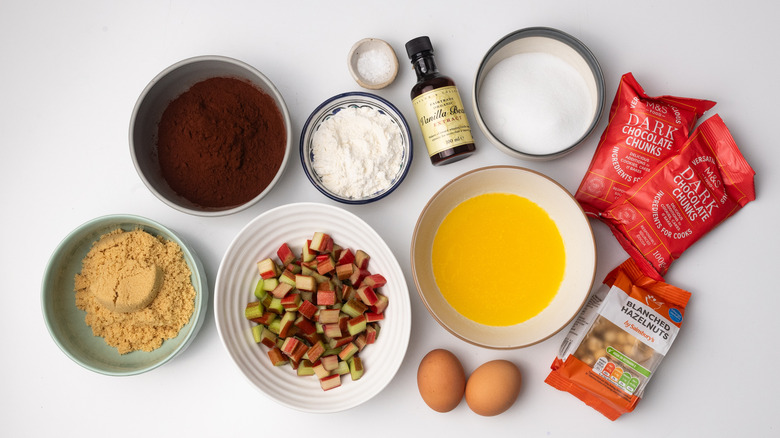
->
xmin=411 ymin=166 xmax=596 ymax=349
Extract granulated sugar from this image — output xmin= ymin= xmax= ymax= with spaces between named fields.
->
xmin=311 ymin=106 xmax=403 ymax=199
xmin=478 ymin=52 xmax=593 ymax=155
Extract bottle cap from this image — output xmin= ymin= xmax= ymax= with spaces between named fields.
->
xmin=405 ymin=36 xmax=433 ymax=59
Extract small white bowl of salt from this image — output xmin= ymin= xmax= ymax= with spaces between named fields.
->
xmin=348 ymin=38 xmax=399 ymax=90
xmin=474 ymin=27 xmax=606 ymax=160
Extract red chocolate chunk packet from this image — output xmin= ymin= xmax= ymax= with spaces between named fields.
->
xmin=575 ymin=73 xmax=716 ymax=217
xmin=601 ymin=114 xmax=756 ymax=280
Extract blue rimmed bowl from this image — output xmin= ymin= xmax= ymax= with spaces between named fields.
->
xmin=300 ymin=92 xmax=413 ymax=204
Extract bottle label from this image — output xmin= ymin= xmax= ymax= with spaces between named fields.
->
xmin=411 ymin=86 xmax=474 ymax=156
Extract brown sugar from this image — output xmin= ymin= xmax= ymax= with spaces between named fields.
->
xmin=92 ymin=263 xmax=163 ymax=313
xmin=74 ymin=229 xmax=196 ymax=354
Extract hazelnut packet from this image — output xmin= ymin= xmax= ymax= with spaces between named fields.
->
xmin=575 ymin=73 xmax=716 ymax=217
xmin=545 ymin=258 xmax=691 ymax=420
xmin=601 ymin=114 xmax=755 ymax=279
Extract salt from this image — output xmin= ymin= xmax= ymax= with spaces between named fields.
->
xmin=357 ymin=49 xmax=393 ymax=84
xmin=311 ymin=106 xmax=403 ymax=199
xmin=478 ymin=52 xmax=593 ymax=155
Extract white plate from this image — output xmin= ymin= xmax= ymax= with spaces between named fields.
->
xmin=215 ymin=202 xmax=412 ymax=412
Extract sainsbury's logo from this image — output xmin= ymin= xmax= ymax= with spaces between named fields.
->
xmin=645 ymin=295 xmax=663 ymax=311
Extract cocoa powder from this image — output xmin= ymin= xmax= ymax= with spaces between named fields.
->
xmin=157 ymin=77 xmax=286 ymax=208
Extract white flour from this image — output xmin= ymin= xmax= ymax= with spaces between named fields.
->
xmin=311 ymin=106 xmax=403 ymax=199
xmin=478 ymin=52 xmax=593 ymax=155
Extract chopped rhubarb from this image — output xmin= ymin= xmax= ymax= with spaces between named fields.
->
xmin=294 ymin=315 xmax=317 ymax=335
xmin=297 ymin=300 xmax=318 ymax=320
xmin=295 ymin=274 xmax=316 ymax=292
xmin=258 ymin=327 xmax=277 ymax=349
xmin=316 ymin=254 xmax=336 ymax=275
xmin=319 ymin=374 xmax=341 ymax=391
xmin=336 ymin=248 xmax=355 ymax=266
xmin=335 ymin=263 xmax=353 ymax=280
xmin=262 ymin=277 xmax=279 ymax=292
xmin=365 ymin=324 xmax=378 ymax=344
xmin=302 ymin=239 xmax=316 ymax=263
xmin=335 ymin=360 xmax=350 ymax=376
xmin=254 ymin=279 xmax=267 ymax=300
xmin=290 ymin=341 xmax=309 ymax=363
xmin=268 ymin=347 xmax=288 ymax=366
xmin=371 ymin=294 xmax=389 ymax=314
xmin=323 ymin=323 xmax=342 ymax=339
xmin=348 ymin=266 xmax=368 ymax=288
xmin=362 ymin=273 xmax=387 ymax=288
xmin=247 ymin=232 xmax=388 ymax=390
xmin=354 ymin=250 xmax=370 ymax=270
xmin=252 ymin=325 xmax=264 ymax=343
xmin=271 ymin=282 xmax=293 ymax=299
xmin=317 ymin=289 xmax=336 ymax=306
xmin=327 ymin=335 xmax=354 ymax=349
xmin=257 ymin=258 xmax=279 ymax=279
xmin=280 ymin=293 xmax=302 ymax=311
xmin=286 ymin=262 xmax=302 ymax=275
xmin=244 ymin=302 xmax=264 ymax=320
xmin=342 ymin=299 xmax=368 ymax=318
xmin=365 ymin=312 xmax=384 ymax=323
xmin=338 ymin=342 xmax=359 ymax=361
xmin=341 ymin=285 xmax=356 ymax=302
xmin=305 ymin=340 xmax=326 ymax=363
xmin=297 ymin=359 xmax=315 ymax=377
xmin=356 ymin=286 xmax=379 ymax=306
xmin=278 ymin=312 xmax=296 ymax=338
xmin=348 ymin=356 xmax=364 ymax=381
xmin=252 ymin=312 xmax=277 ymax=327
xmin=347 ymin=315 xmax=367 ymax=336
xmin=281 ymin=336 xmax=301 ymax=356
xmin=278 ymin=269 xmax=297 ymax=287
xmin=312 ymin=360 xmax=330 ymax=379
xmin=267 ymin=297 xmax=284 ymax=314
xmin=250 ymin=311 xmax=275 ymax=326
xmin=354 ymin=334 xmax=367 ymax=351
xmin=318 ymin=308 xmax=340 ymax=324
xmin=320 ymin=354 xmax=339 ymax=371
xmin=277 ymin=242 xmax=297 ymax=266
xmin=310 ymin=232 xmax=330 ymax=253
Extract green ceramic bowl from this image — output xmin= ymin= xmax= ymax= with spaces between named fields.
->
xmin=41 ymin=215 xmax=208 ymax=376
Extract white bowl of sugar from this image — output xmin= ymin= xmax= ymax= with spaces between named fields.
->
xmin=473 ymin=27 xmax=605 ymax=160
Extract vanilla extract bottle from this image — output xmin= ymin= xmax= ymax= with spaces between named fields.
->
xmin=406 ymin=36 xmax=476 ymax=166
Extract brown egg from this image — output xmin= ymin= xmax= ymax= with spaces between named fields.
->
xmin=417 ymin=349 xmax=466 ymax=412
xmin=465 ymin=359 xmax=522 ymax=416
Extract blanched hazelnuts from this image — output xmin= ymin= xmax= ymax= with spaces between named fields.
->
xmin=573 ymin=317 xmax=661 ymax=371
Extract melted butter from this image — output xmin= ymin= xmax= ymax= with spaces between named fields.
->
xmin=432 ymin=193 xmax=565 ymax=326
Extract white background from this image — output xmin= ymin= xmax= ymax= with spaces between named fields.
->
xmin=2 ymin=1 xmax=777 ymax=436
